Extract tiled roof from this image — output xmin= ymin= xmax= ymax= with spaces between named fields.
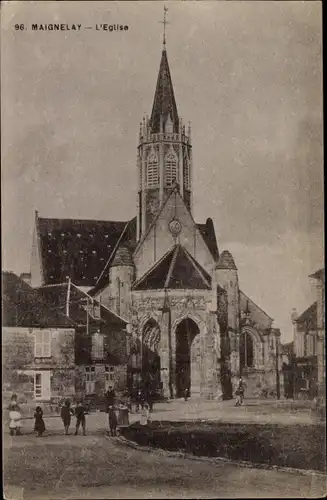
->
xmin=2 ymin=271 xmax=72 ymax=328
xmin=150 ymin=48 xmax=179 ymax=134
xmin=111 ymin=246 xmax=134 ymax=267
xmin=216 ymin=250 xmax=237 ymax=270
xmin=37 ymin=216 xmax=137 ymax=287
xmin=309 ymin=268 xmax=324 ymax=280
xmin=296 ymin=302 xmax=317 ymax=331
xmin=133 ymin=244 xmax=211 ymax=290
xmin=38 ymin=282 xmax=127 ymax=329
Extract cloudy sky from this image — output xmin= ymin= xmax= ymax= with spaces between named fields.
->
xmin=2 ymin=1 xmax=323 ymax=341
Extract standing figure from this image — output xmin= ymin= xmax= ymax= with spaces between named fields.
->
xmin=108 ymin=405 xmax=118 ymax=437
xmin=235 ymin=377 xmax=245 ymax=406
xmin=34 ymin=406 xmax=46 ymax=437
xmin=61 ymin=399 xmax=73 ymax=435
xmin=105 ymin=386 xmax=116 ymax=410
xmin=184 ymin=388 xmax=190 ymax=402
xmin=140 ymin=402 xmax=150 ymax=426
xmin=9 ymin=404 xmax=22 ymax=436
xmin=74 ymin=401 xmax=87 ymax=436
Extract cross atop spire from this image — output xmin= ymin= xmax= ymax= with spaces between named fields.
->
xmin=159 ymin=5 xmax=169 ymax=48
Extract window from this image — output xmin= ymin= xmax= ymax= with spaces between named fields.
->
xmin=85 ymin=366 xmax=95 ymax=394
xmin=92 ymin=333 xmax=104 ymax=360
xmin=146 ymin=152 xmax=159 ymax=187
xmin=240 ymin=332 xmax=254 ymax=369
xmin=35 ymin=330 xmax=51 ymax=358
xmin=165 ymin=151 xmax=177 ymax=187
xmin=105 ymin=366 xmax=115 ymax=390
xmin=34 ymin=371 xmax=51 ymax=400
xmin=184 ymin=157 xmax=190 ymax=189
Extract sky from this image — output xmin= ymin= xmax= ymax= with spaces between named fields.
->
xmin=1 ymin=1 xmax=323 ymax=342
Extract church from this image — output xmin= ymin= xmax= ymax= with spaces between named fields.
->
xmin=28 ymin=26 xmax=283 ymax=400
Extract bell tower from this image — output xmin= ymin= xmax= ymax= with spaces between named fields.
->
xmin=136 ymin=7 xmax=193 ymax=240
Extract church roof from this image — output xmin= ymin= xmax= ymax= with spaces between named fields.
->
xmin=197 ymin=218 xmax=219 ymax=262
xmin=133 ymin=244 xmax=211 ymax=290
xmin=2 ymin=271 xmax=72 ymax=328
xmin=111 ymin=246 xmax=134 ymax=267
xmin=37 ymin=215 xmax=137 ymax=287
xmin=296 ymin=302 xmax=317 ymax=331
xmin=150 ymin=48 xmax=179 ymax=134
xmin=216 ymin=250 xmax=237 ymax=270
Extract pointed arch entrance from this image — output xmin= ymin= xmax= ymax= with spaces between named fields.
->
xmin=175 ymin=318 xmax=201 ymax=397
xmin=142 ymin=318 xmax=161 ymax=394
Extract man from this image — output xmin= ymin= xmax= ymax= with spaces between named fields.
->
xmin=105 ymin=386 xmax=116 ymax=409
xmin=74 ymin=400 xmax=87 ymax=436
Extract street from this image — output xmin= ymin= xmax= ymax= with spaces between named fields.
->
xmin=4 ymin=411 xmax=325 ymax=499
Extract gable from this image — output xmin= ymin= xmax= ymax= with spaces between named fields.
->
xmin=133 ymin=244 xmax=211 ymax=290
xmin=239 ymin=291 xmax=273 ymax=331
xmin=296 ymin=302 xmax=317 ymax=331
xmin=133 ymin=188 xmax=216 ymax=279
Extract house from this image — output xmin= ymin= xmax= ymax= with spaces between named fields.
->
xmin=2 ymin=272 xmax=128 ymax=405
xmin=288 ymin=268 xmax=325 ymax=399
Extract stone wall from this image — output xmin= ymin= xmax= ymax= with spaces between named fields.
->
xmin=3 ymin=327 xmax=75 ymax=402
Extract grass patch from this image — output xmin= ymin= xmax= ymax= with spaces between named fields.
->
xmin=122 ymin=421 xmax=326 ymax=472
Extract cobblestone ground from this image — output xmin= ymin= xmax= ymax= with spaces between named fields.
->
xmin=3 ymin=400 xmax=325 ymax=499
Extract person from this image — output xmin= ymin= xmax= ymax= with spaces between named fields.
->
xmin=184 ymin=387 xmax=190 ymax=402
xmin=34 ymin=406 xmax=45 ymax=437
xmin=74 ymin=400 xmax=87 ymax=436
xmin=105 ymin=386 xmax=116 ymax=409
xmin=235 ymin=377 xmax=245 ymax=406
xmin=60 ymin=399 xmax=73 ymax=435
xmin=108 ymin=405 xmax=118 ymax=437
xmin=9 ymin=404 xmax=22 ymax=436
xmin=140 ymin=402 xmax=150 ymax=426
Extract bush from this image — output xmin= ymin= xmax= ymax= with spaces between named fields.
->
xmin=122 ymin=421 xmax=326 ymax=471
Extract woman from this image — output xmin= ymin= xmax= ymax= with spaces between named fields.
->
xmin=34 ymin=406 xmax=46 ymax=437
xmin=9 ymin=404 xmax=22 ymax=436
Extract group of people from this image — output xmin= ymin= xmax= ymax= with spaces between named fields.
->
xmin=7 ymin=395 xmax=89 ymax=437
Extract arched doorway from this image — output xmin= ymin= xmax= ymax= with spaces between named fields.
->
xmin=175 ymin=318 xmax=200 ymax=397
xmin=142 ymin=319 xmax=161 ymax=395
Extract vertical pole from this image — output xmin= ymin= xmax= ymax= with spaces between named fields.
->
xmin=86 ymin=296 xmax=89 ymax=336
xmin=66 ymin=277 xmax=71 ymax=317
xmin=276 ymin=336 xmax=280 ymax=399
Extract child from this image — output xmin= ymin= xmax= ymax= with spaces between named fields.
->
xmin=140 ymin=402 xmax=150 ymax=426
xmin=74 ymin=401 xmax=87 ymax=436
xmin=60 ymin=399 xmax=73 ymax=435
xmin=108 ymin=405 xmax=118 ymax=437
xmin=9 ymin=404 xmax=22 ymax=436
xmin=34 ymin=406 xmax=46 ymax=437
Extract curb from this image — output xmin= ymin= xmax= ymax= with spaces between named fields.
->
xmin=113 ymin=434 xmax=326 ymax=478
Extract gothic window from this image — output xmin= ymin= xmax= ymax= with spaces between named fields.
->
xmin=165 ymin=151 xmax=177 ymax=187
xmin=184 ymin=157 xmax=190 ymax=189
xmin=146 ymin=152 xmax=159 ymax=187
xmin=240 ymin=332 xmax=254 ymax=369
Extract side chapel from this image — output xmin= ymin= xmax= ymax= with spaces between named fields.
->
xmin=28 ymin=24 xmax=283 ymax=400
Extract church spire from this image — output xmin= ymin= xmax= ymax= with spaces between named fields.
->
xmin=150 ymin=6 xmax=179 ymax=134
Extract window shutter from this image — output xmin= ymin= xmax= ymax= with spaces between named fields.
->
xmin=35 ymin=332 xmax=43 ymax=357
xmin=42 ymin=371 xmax=51 ymax=400
xmin=43 ymin=331 xmax=51 ymax=357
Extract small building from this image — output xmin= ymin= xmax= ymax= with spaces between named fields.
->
xmin=286 ymin=268 xmax=325 ymax=399
xmin=2 ymin=272 xmax=128 ymax=405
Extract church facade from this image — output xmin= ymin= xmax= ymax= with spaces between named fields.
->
xmin=29 ymin=38 xmax=283 ymax=400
